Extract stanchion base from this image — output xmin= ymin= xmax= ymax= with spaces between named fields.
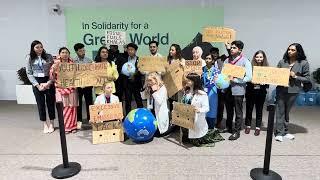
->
xmin=250 ymin=168 xmax=282 ymax=180
xmin=52 ymin=162 xmax=81 ymax=179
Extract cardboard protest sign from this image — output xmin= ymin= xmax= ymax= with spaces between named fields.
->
xmin=137 ymin=56 xmax=168 ymax=73
xmin=221 ymin=63 xmax=246 ymax=79
xmin=184 ymin=60 xmax=202 ymax=76
xmin=105 ymin=31 xmax=126 ymax=46
xmin=202 ymin=26 xmax=236 ymax=43
xmin=163 ymin=62 xmax=184 ymax=98
xmin=172 ymin=102 xmax=196 ymax=129
xmin=89 ymin=102 xmax=123 ymax=123
xmin=58 ymin=62 xmax=109 ymax=88
xmin=92 ymin=128 xmax=124 ymax=144
xmin=252 ymin=66 xmax=290 ymax=86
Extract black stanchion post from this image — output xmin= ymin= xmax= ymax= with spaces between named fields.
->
xmin=52 ymin=102 xmax=81 ymax=179
xmin=250 ymin=104 xmax=282 ymax=180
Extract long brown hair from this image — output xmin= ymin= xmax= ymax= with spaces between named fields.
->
xmin=252 ymin=50 xmax=269 ymax=66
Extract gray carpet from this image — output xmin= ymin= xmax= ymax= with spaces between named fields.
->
xmin=0 ymin=101 xmax=319 ymax=180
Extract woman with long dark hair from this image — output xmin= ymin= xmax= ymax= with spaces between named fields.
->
xmin=275 ymin=43 xmax=310 ymax=142
xmin=26 ymin=40 xmax=55 ymax=133
xmin=94 ymin=46 xmax=119 ymax=97
xmin=245 ymin=50 xmax=269 ymax=136
xmin=50 ymin=47 xmax=78 ymax=133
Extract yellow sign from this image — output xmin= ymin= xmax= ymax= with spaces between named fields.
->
xmin=203 ymin=27 xmax=236 ymax=43
xmin=172 ymin=102 xmax=195 ymax=129
xmin=163 ymin=62 xmax=184 ymax=98
xmin=184 ymin=60 xmax=202 ymax=76
xmin=89 ymin=102 xmax=124 ymax=123
xmin=137 ymin=56 xmax=168 ymax=73
xmin=222 ymin=63 xmax=246 ymax=78
xmin=252 ymin=66 xmax=290 ymax=86
xmin=58 ymin=63 xmax=109 ymax=88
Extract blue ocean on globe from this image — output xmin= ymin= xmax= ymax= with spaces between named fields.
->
xmin=214 ymin=74 xmax=230 ymax=89
xmin=123 ymin=108 xmax=157 ymax=142
xmin=121 ymin=62 xmax=136 ymax=77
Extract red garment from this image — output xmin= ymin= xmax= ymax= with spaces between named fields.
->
xmin=50 ymin=57 xmax=78 ymax=132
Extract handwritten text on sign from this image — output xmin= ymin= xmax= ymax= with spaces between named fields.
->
xmin=105 ymin=31 xmax=126 ymax=46
xmin=89 ymin=102 xmax=124 ymax=123
xmin=202 ymin=27 xmax=236 ymax=43
xmin=184 ymin=60 xmax=202 ymax=76
xmin=252 ymin=66 xmax=290 ymax=86
xmin=58 ymin=63 xmax=109 ymax=88
xmin=221 ymin=63 xmax=246 ymax=79
xmin=172 ymin=102 xmax=196 ymax=129
xmin=163 ymin=62 xmax=184 ymax=98
xmin=137 ymin=56 xmax=168 ymax=73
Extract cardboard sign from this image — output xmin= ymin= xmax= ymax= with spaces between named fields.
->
xmin=172 ymin=102 xmax=196 ymax=129
xmin=163 ymin=62 xmax=184 ymax=98
xmin=92 ymin=120 xmax=123 ymax=131
xmin=137 ymin=56 xmax=168 ymax=73
xmin=184 ymin=60 xmax=202 ymax=76
xmin=92 ymin=128 xmax=124 ymax=144
xmin=105 ymin=31 xmax=126 ymax=46
xmin=57 ymin=63 xmax=109 ymax=88
xmin=221 ymin=63 xmax=246 ymax=78
xmin=252 ymin=66 xmax=290 ymax=86
xmin=202 ymin=26 xmax=236 ymax=43
xmin=89 ymin=102 xmax=124 ymax=123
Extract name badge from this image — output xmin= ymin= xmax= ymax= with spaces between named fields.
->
xmin=38 ymin=73 xmax=45 ymax=77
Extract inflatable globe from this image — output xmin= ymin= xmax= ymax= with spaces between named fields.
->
xmin=214 ymin=74 xmax=230 ymax=89
xmin=121 ymin=62 xmax=136 ymax=77
xmin=123 ymin=108 xmax=157 ymax=143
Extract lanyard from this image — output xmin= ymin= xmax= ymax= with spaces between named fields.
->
xmin=228 ymin=54 xmax=243 ymax=65
xmin=37 ymin=57 xmax=44 ymax=71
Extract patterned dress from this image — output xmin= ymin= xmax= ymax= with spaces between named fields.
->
xmin=50 ymin=57 xmax=78 ymax=132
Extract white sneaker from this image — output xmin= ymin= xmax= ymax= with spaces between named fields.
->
xmin=48 ymin=123 xmax=55 ymax=133
xmin=284 ymin=134 xmax=295 ymax=140
xmin=275 ymin=135 xmax=283 ymax=142
xmin=77 ymin=122 xmax=82 ymax=130
xmin=43 ymin=124 xmax=49 ymax=134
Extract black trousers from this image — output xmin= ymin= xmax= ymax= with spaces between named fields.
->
xmin=216 ymin=89 xmax=225 ymax=127
xmin=32 ymin=77 xmax=55 ymax=121
xmin=245 ymin=92 xmax=266 ymax=128
xmin=77 ymin=87 xmax=93 ymax=122
xmin=225 ymin=88 xmax=244 ymax=133
xmin=275 ymin=91 xmax=298 ymax=136
xmin=124 ymin=80 xmax=143 ymax=115
xmin=115 ymin=76 xmax=124 ymax=102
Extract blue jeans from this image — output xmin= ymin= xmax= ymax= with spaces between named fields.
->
xmin=206 ymin=117 xmax=216 ymax=129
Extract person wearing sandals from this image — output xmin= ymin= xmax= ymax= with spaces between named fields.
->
xmin=245 ymin=50 xmax=269 ymax=136
xmin=50 ymin=47 xmax=78 ymax=134
xmin=26 ymin=40 xmax=55 ymax=134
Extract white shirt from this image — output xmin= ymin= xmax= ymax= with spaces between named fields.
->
xmin=188 ymin=90 xmax=209 ymax=139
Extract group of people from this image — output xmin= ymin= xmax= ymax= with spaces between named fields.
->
xmin=26 ymin=39 xmax=310 ymax=145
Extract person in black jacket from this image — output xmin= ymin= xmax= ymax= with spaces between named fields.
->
xmin=245 ymin=50 xmax=269 ymax=136
xmin=120 ymin=43 xmax=143 ymax=115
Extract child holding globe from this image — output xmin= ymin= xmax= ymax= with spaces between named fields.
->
xmin=145 ymin=72 xmax=169 ymax=136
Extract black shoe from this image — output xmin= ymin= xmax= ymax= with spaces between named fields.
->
xmin=228 ymin=132 xmax=240 ymax=141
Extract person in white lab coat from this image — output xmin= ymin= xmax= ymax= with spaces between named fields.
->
xmin=182 ymin=73 xmax=222 ymax=146
xmin=145 ymin=72 xmax=169 ymax=136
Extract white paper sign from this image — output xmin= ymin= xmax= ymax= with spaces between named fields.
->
xmin=105 ymin=31 xmax=126 ymax=46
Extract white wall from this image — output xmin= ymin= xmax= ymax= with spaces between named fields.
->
xmin=1 ymin=0 xmax=319 ymax=100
